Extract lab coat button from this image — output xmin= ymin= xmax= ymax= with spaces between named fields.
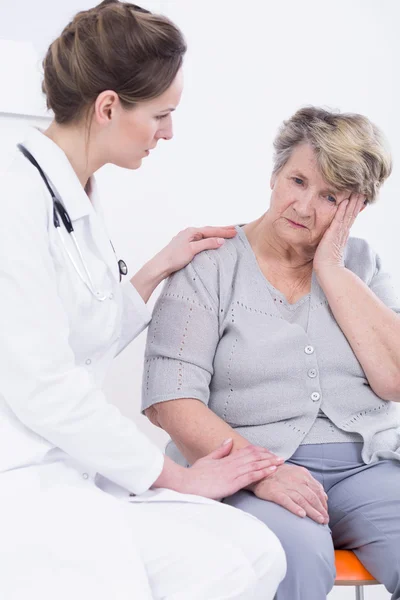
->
xmin=305 ymin=345 xmax=314 ymax=354
xmin=311 ymin=392 xmax=321 ymax=402
xmin=85 ymin=359 xmax=92 ymax=365
xmin=82 ymin=473 xmax=89 ymax=480
xmin=109 ymin=293 xmax=114 ymax=299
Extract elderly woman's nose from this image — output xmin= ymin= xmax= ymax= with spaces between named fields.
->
xmin=293 ymin=192 xmax=314 ymax=215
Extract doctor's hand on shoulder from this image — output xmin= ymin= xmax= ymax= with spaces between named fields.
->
xmin=152 ymin=439 xmax=283 ymax=501
xmin=131 ymin=226 xmax=237 ymax=302
xmin=159 ymin=225 xmax=237 ymax=274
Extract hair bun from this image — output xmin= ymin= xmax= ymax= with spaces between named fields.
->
xmin=42 ymin=0 xmax=186 ymax=124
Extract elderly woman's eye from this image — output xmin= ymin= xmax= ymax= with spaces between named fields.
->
xmin=293 ymin=177 xmax=303 ymax=185
xmin=327 ymin=195 xmax=337 ymax=203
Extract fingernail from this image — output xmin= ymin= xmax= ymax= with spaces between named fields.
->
xmin=318 ymin=516 xmax=325 ymax=523
xmin=268 ymin=466 xmax=277 ymax=471
xmin=217 ymin=238 xmax=225 ymax=245
xmin=222 ymin=438 xmax=232 ymax=445
xmin=298 ymin=510 xmax=306 ymax=518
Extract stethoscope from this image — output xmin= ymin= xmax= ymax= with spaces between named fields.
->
xmin=17 ymin=144 xmax=128 ymax=302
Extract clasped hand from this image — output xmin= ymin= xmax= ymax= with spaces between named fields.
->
xmin=250 ymin=463 xmax=329 ymax=524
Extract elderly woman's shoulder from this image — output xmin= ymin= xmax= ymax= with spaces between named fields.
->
xmin=184 ymin=232 xmax=243 ymax=294
xmin=191 ymin=231 xmax=243 ymax=273
xmin=345 ymin=237 xmax=380 ymax=282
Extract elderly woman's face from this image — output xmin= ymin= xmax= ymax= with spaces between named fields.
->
xmin=269 ymin=143 xmax=351 ymax=249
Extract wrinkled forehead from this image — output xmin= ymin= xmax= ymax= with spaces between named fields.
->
xmin=283 ymin=143 xmax=320 ymax=175
xmin=280 ymin=144 xmax=352 ymax=197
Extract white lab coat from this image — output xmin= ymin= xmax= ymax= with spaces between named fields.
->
xmin=0 ymin=128 xmax=285 ymax=600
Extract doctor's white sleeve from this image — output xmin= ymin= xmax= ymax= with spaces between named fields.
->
xmin=0 ymin=174 xmax=164 ymax=494
xmin=116 ymin=281 xmax=152 ymax=355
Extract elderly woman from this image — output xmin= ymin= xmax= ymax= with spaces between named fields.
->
xmin=142 ymin=106 xmax=400 ymax=600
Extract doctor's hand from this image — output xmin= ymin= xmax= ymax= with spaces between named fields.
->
xmin=181 ymin=440 xmax=284 ymax=501
xmin=132 ymin=226 xmax=237 ymax=303
xmin=248 ymin=463 xmax=329 ymax=524
xmin=156 ymin=225 xmax=237 ymax=277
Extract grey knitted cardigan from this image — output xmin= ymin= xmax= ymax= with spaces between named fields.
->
xmin=142 ymin=228 xmax=400 ymax=466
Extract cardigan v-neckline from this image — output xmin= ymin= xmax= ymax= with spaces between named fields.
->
xmin=235 ymin=225 xmax=327 ymax=319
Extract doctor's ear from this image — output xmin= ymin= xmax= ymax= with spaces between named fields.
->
xmin=94 ymin=90 xmax=120 ymax=125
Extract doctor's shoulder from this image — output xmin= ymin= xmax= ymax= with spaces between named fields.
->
xmin=0 ymin=153 xmax=52 ymax=227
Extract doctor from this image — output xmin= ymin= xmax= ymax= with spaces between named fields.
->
xmin=0 ymin=1 xmax=286 ymax=599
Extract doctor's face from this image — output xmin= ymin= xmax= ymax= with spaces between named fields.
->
xmin=97 ymin=69 xmax=184 ymax=170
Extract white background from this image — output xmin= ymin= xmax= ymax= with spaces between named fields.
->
xmin=1 ymin=1 xmax=399 ymax=598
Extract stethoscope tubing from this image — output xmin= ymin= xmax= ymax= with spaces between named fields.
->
xmin=17 ymin=144 xmax=127 ymax=302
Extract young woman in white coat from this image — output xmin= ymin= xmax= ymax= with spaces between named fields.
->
xmin=0 ymin=2 xmax=286 ymax=599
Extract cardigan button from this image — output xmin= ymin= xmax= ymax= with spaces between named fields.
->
xmin=311 ymin=392 xmax=321 ymax=402
xmin=308 ymin=369 xmax=317 ymax=378
xmin=305 ymin=345 xmax=314 ymax=354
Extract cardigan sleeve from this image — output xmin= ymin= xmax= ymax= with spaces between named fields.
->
xmin=141 ymin=252 xmax=220 ymax=412
xmin=346 ymin=238 xmax=400 ymax=314
xmin=369 ymin=253 xmax=400 ymax=314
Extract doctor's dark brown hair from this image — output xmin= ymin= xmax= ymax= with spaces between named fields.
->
xmin=42 ymin=0 xmax=187 ymax=124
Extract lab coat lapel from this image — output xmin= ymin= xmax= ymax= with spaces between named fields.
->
xmin=87 ymin=178 xmax=120 ymax=284
xmin=22 ymin=128 xmax=120 ymax=284
xmin=22 ymin=128 xmax=91 ymax=221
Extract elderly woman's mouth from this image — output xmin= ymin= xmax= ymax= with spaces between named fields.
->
xmin=286 ymin=218 xmax=307 ymax=229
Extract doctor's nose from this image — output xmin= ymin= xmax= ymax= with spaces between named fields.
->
xmin=156 ymin=115 xmax=174 ymax=141
xmin=156 ymin=127 xmax=173 ymax=141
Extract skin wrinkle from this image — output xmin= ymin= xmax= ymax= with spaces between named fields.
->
xmin=244 ymin=144 xmax=354 ymax=304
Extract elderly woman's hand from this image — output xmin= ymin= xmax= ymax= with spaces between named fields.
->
xmin=182 ymin=439 xmax=284 ymax=501
xmin=313 ymin=193 xmax=365 ymax=273
xmin=249 ymin=463 xmax=329 ymax=524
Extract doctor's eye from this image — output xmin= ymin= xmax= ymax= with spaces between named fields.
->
xmin=155 ymin=114 xmax=168 ymax=121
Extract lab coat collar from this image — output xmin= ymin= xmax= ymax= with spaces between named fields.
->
xmin=21 ymin=127 xmax=92 ymax=221
xmin=22 ymin=128 xmax=121 ymax=283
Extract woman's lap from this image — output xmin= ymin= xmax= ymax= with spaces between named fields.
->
xmin=327 ymin=453 xmax=400 ymax=596
xmin=224 ymin=442 xmax=400 ymax=599
xmin=223 ymin=488 xmax=335 ymax=600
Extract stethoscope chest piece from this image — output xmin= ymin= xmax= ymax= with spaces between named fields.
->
xmin=118 ymin=259 xmax=128 ymax=281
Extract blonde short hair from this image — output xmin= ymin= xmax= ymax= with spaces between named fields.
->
xmin=273 ymin=106 xmax=392 ymax=204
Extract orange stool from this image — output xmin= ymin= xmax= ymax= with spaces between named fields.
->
xmin=334 ymin=550 xmax=379 ymax=599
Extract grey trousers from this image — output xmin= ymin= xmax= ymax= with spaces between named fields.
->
xmin=223 ymin=442 xmax=400 ymax=600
